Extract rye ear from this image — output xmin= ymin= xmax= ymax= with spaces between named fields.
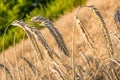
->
xmin=31 ymin=16 xmax=70 ymax=57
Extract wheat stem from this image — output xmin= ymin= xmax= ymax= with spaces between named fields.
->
xmin=21 ymin=33 xmax=26 ymax=80
xmin=14 ymin=29 xmax=21 ymax=80
xmin=71 ymin=16 xmax=76 ymax=80
xmin=2 ymin=24 xmax=11 ymax=80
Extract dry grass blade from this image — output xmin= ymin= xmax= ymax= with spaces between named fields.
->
xmin=51 ymin=68 xmax=64 ymax=80
xmin=77 ymin=65 xmax=91 ymax=80
xmin=111 ymin=67 xmax=120 ymax=80
xmin=11 ymin=20 xmax=53 ymax=59
xmin=51 ymin=61 xmax=68 ymax=79
xmin=5 ymin=58 xmax=14 ymax=71
xmin=79 ymin=51 xmax=90 ymax=68
xmin=51 ymin=62 xmax=66 ymax=80
xmin=21 ymin=57 xmax=39 ymax=75
xmin=109 ymin=33 xmax=120 ymax=43
xmin=76 ymin=65 xmax=84 ymax=80
xmin=0 ymin=64 xmax=13 ymax=79
xmin=88 ymin=5 xmax=114 ymax=57
xmin=4 ymin=58 xmax=16 ymax=80
xmin=111 ymin=58 xmax=120 ymax=66
xmin=92 ymin=58 xmax=109 ymax=80
xmin=102 ymin=64 xmax=113 ymax=80
xmin=52 ymin=54 xmax=69 ymax=77
xmin=31 ymin=16 xmax=70 ymax=57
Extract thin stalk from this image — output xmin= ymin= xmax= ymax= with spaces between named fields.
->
xmin=21 ymin=33 xmax=26 ymax=80
xmin=71 ymin=16 xmax=76 ymax=80
xmin=2 ymin=24 xmax=11 ymax=80
xmin=14 ymin=29 xmax=21 ymax=80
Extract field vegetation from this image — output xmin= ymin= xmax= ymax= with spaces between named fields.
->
xmin=0 ymin=0 xmax=119 ymax=80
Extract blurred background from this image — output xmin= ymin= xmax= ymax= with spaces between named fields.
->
xmin=0 ymin=0 xmax=86 ymax=52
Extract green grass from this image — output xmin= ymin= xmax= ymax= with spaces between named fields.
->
xmin=26 ymin=0 xmax=86 ymax=20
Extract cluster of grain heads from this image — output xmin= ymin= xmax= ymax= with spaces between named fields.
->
xmin=11 ymin=20 xmax=65 ymax=80
xmin=87 ymin=5 xmax=114 ymax=57
xmin=1 ymin=5 xmax=120 ymax=80
xmin=11 ymin=20 xmax=53 ymax=60
xmin=31 ymin=16 xmax=70 ymax=57
xmin=10 ymin=18 xmax=71 ymax=80
xmin=75 ymin=5 xmax=120 ymax=80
